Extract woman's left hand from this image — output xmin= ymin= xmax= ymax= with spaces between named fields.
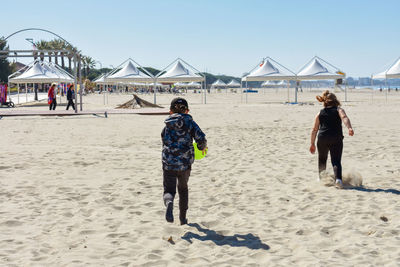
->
xmin=309 ymin=144 xmax=316 ymax=154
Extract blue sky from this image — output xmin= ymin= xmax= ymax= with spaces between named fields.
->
xmin=2 ymin=0 xmax=399 ymax=77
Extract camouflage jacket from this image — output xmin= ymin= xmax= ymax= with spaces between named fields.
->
xmin=161 ymin=113 xmax=207 ymax=171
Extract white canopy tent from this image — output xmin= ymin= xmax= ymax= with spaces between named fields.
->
xmin=372 ymin=57 xmax=400 ymax=79
xmin=188 ymin=81 xmax=201 ymax=88
xmin=296 ymin=56 xmax=346 ymax=102
xmin=105 ymin=59 xmax=153 ymax=84
xmin=174 ymin=82 xmax=188 ymax=88
xmin=371 ymin=57 xmax=400 ymax=101
xmin=8 ymin=59 xmax=74 ymax=104
xmin=211 ymin=79 xmax=227 ymax=88
xmin=156 ymin=58 xmax=205 ymax=104
xmin=93 ymin=73 xmax=108 ymax=84
xmin=243 ymin=58 xmax=297 ymax=82
xmin=93 ymin=73 xmax=110 ymax=104
xmin=297 ymin=56 xmax=345 ymax=80
xmin=242 ymin=57 xmax=296 ymax=102
xmin=227 ymin=79 xmax=241 ymax=87
xmin=9 ymin=60 xmax=73 ymax=84
xmin=261 ymin=80 xmax=288 ymax=87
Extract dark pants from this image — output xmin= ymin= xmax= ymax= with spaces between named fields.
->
xmin=49 ymin=99 xmax=57 ymax=110
xmin=317 ymin=135 xmax=343 ymax=180
xmin=66 ymin=99 xmax=75 ymax=110
xmin=163 ymin=168 xmax=191 ymax=221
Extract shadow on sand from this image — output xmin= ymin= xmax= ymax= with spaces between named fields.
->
xmin=181 ymin=223 xmax=270 ymax=250
xmin=345 ymin=186 xmax=400 ymax=195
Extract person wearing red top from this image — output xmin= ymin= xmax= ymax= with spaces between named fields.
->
xmin=48 ymin=83 xmax=57 ymax=110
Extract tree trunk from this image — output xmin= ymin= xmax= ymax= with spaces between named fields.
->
xmin=48 ymin=53 xmax=52 ymax=62
xmin=68 ymin=57 xmax=72 ymax=73
xmin=61 ymin=53 xmax=65 ymax=68
xmin=78 ymin=60 xmax=81 ymax=81
xmin=54 ymin=52 xmax=58 ymax=65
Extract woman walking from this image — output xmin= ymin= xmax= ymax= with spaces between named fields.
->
xmin=66 ymin=84 xmax=75 ymax=110
xmin=48 ymin=83 xmax=57 ymax=110
xmin=309 ymin=90 xmax=354 ymax=188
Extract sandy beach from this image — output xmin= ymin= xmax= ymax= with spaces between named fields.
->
xmin=0 ymin=89 xmax=399 ymax=266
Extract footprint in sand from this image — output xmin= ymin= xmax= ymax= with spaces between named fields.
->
xmin=1 ymin=220 xmax=23 ymax=227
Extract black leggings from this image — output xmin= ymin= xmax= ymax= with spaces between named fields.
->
xmin=317 ymin=135 xmax=343 ymax=180
xmin=66 ymin=99 xmax=75 ymax=110
xmin=49 ymin=99 xmax=57 ymax=110
xmin=163 ymin=168 xmax=191 ymax=221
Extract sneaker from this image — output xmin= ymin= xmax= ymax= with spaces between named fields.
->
xmin=335 ymin=179 xmax=343 ymax=189
xmin=180 ymin=218 xmax=188 ymax=225
xmin=165 ymin=202 xmax=174 ymax=223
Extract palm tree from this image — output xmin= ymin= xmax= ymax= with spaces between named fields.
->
xmin=34 ymin=40 xmax=51 ymax=61
xmin=50 ymin=39 xmax=65 ymax=66
xmin=65 ymin=43 xmax=78 ymax=73
xmin=82 ymin=56 xmax=96 ymax=78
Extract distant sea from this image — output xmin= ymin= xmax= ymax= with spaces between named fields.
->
xmin=355 ymin=85 xmax=400 ymax=90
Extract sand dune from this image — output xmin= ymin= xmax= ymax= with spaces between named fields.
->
xmin=0 ymin=90 xmax=399 ymax=266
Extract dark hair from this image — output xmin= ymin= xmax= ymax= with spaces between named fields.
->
xmin=316 ymin=90 xmax=341 ymax=107
xmin=170 ymin=97 xmax=189 ymax=113
xmin=69 ymin=84 xmax=74 ymax=89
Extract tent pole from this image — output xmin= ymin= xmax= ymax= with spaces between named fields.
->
xmin=385 ymin=78 xmax=388 ymax=103
xmin=74 ymin=53 xmax=78 ymax=113
xmin=287 ymin=81 xmax=290 ymax=102
xmin=295 ymin=81 xmax=298 ymax=103
xmin=371 ymin=76 xmax=374 ymax=104
xmin=246 ymin=81 xmax=248 ymax=104
xmin=204 ymin=80 xmax=207 ymax=104
xmin=25 ymin=83 xmax=28 ymax=103
xmin=205 ymin=73 xmax=207 ymax=104
xmin=17 ymin=84 xmax=19 ymax=104
xmin=58 ymin=83 xmax=61 ymax=104
xmin=79 ymin=57 xmax=83 ymax=111
xmin=240 ymin=80 xmax=242 ymax=103
xmin=153 ymin=78 xmax=157 ymax=104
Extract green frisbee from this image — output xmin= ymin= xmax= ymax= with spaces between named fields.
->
xmin=194 ymin=142 xmax=207 ymax=160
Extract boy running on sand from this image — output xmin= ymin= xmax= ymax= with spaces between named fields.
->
xmin=161 ymin=98 xmax=207 ymax=225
